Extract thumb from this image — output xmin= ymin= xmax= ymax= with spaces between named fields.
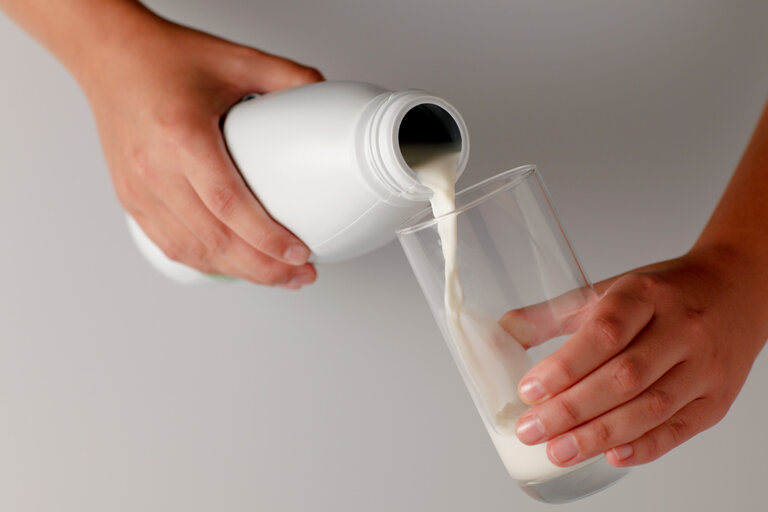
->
xmin=237 ymin=48 xmax=324 ymax=94
xmin=499 ymin=287 xmax=598 ymax=348
xmin=592 ymin=258 xmax=679 ymax=296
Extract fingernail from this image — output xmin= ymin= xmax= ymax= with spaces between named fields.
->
xmin=519 ymin=378 xmax=546 ymax=403
xmin=549 ymin=434 xmax=578 ymax=464
xmin=283 ymin=244 xmax=310 ymax=265
xmin=289 ymin=273 xmax=315 ymax=287
xmin=516 ymin=415 xmax=546 ymax=444
xmin=611 ymin=444 xmax=633 ymax=461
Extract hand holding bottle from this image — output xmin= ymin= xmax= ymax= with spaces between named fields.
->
xmin=0 ymin=0 xmax=322 ymax=287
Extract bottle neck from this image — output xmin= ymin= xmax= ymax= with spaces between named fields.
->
xmin=362 ymin=90 xmax=470 ymax=205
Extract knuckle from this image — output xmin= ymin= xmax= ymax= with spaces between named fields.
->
xmin=254 ymin=227 xmax=284 ymax=254
xmin=682 ymin=306 xmax=708 ymax=340
xmin=641 ymin=433 xmax=662 ymax=462
xmin=665 ymin=415 xmax=689 ymax=446
xmin=206 ymin=184 xmax=240 ymax=219
xmin=154 ymin=107 xmax=206 ymax=150
xmin=202 ymin=227 xmax=231 ymax=254
xmin=168 ymin=125 xmax=198 ymax=149
xmin=131 ymin=148 xmax=157 ymax=184
xmin=155 ymin=103 xmax=197 ymax=133
xmin=590 ymin=419 xmax=614 ymax=446
xmin=611 ymin=356 xmax=644 ymax=395
xmin=646 ymin=388 xmax=673 ymax=420
xmin=550 ymin=356 xmax=578 ymax=388
xmin=592 ymin=314 xmax=624 ymax=352
xmin=556 ymin=397 xmax=581 ymax=425
xmin=186 ymin=241 xmax=208 ymax=263
xmin=626 ymin=272 xmax=660 ymax=295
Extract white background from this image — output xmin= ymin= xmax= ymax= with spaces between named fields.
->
xmin=1 ymin=1 xmax=767 ymax=510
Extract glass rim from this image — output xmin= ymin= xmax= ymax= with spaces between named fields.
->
xmin=396 ymin=164 xmax=537 ymax=236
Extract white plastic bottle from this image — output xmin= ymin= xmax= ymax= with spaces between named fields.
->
xmin=127 ymin=80 xmax=469 ymax=283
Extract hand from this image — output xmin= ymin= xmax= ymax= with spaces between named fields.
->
xmin=501 ymin=246 xmax=767 ymax=467
xmin=80 ymin=13 xmax=323 ymax=288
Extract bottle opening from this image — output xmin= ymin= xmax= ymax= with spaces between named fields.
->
xmin=398 ymin=104 xmax=463 ymax=170
xmin=364 ymin=91 xmax=469 ymax=203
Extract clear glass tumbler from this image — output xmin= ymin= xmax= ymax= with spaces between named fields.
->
xmin=397 ymin=165 xmax=628 ymax=503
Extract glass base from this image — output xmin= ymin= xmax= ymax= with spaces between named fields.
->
xmin=517 ymin=457 xmax=629 ymax=504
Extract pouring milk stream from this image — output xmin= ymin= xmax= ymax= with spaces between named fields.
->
xmin=405 ymin=144 xmax=587 ymax=482
xmin=126 ymin=78 xmax=595 ymax=485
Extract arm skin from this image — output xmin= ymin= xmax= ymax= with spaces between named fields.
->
xmin=0 ymin=0 xmax=323 ymax=288
xmin=501 ymin=100 xmax=768 ymax=467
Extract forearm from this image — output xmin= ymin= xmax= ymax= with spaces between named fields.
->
xmin=693 ymin=100 xmax=768 ymax=342
xmin=697 ymin=102 xmax=768 ymax=249
xmin=0 ymin=0 xmax=162 ymax=86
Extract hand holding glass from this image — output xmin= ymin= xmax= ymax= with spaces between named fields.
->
xmin=397 ymin=166 xmax=628 ymax=503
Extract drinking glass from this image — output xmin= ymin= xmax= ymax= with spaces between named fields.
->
xmin=397 ymin=165 xmax=629 ymax=503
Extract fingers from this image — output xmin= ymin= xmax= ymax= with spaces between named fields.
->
xmin=516 ymin=274 xmax=657 ymax=404
xmin=179 ymin=129 xmax=313 ymax=267
xmin=146 ymin=173 xmax=315 ymax=286
xmin=221 ymin=240 xmax=316 ymax=288
xmin=499 ymin=287 xmax=598 ymax=348
xmin=542 ymin=363 xmax=703 ymax=466
xmin=605 ymin=397 xmax=716 ymax=467
xmin=518 ymin=359 xmax=700 ymax=466
xmin=516 ymin=320 xmax=689 ymax=447
xmin=131 ymin=188 xmax=316 ymax=287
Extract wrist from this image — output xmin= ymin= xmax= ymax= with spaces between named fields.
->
xmin=687 ymin=241 xmax=768 ymax=352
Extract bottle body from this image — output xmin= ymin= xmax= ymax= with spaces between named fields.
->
xmin=224 ymin=81 xmax=405 ymax=262
xmin=128 ymin=80 xmax=469 ymax=281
